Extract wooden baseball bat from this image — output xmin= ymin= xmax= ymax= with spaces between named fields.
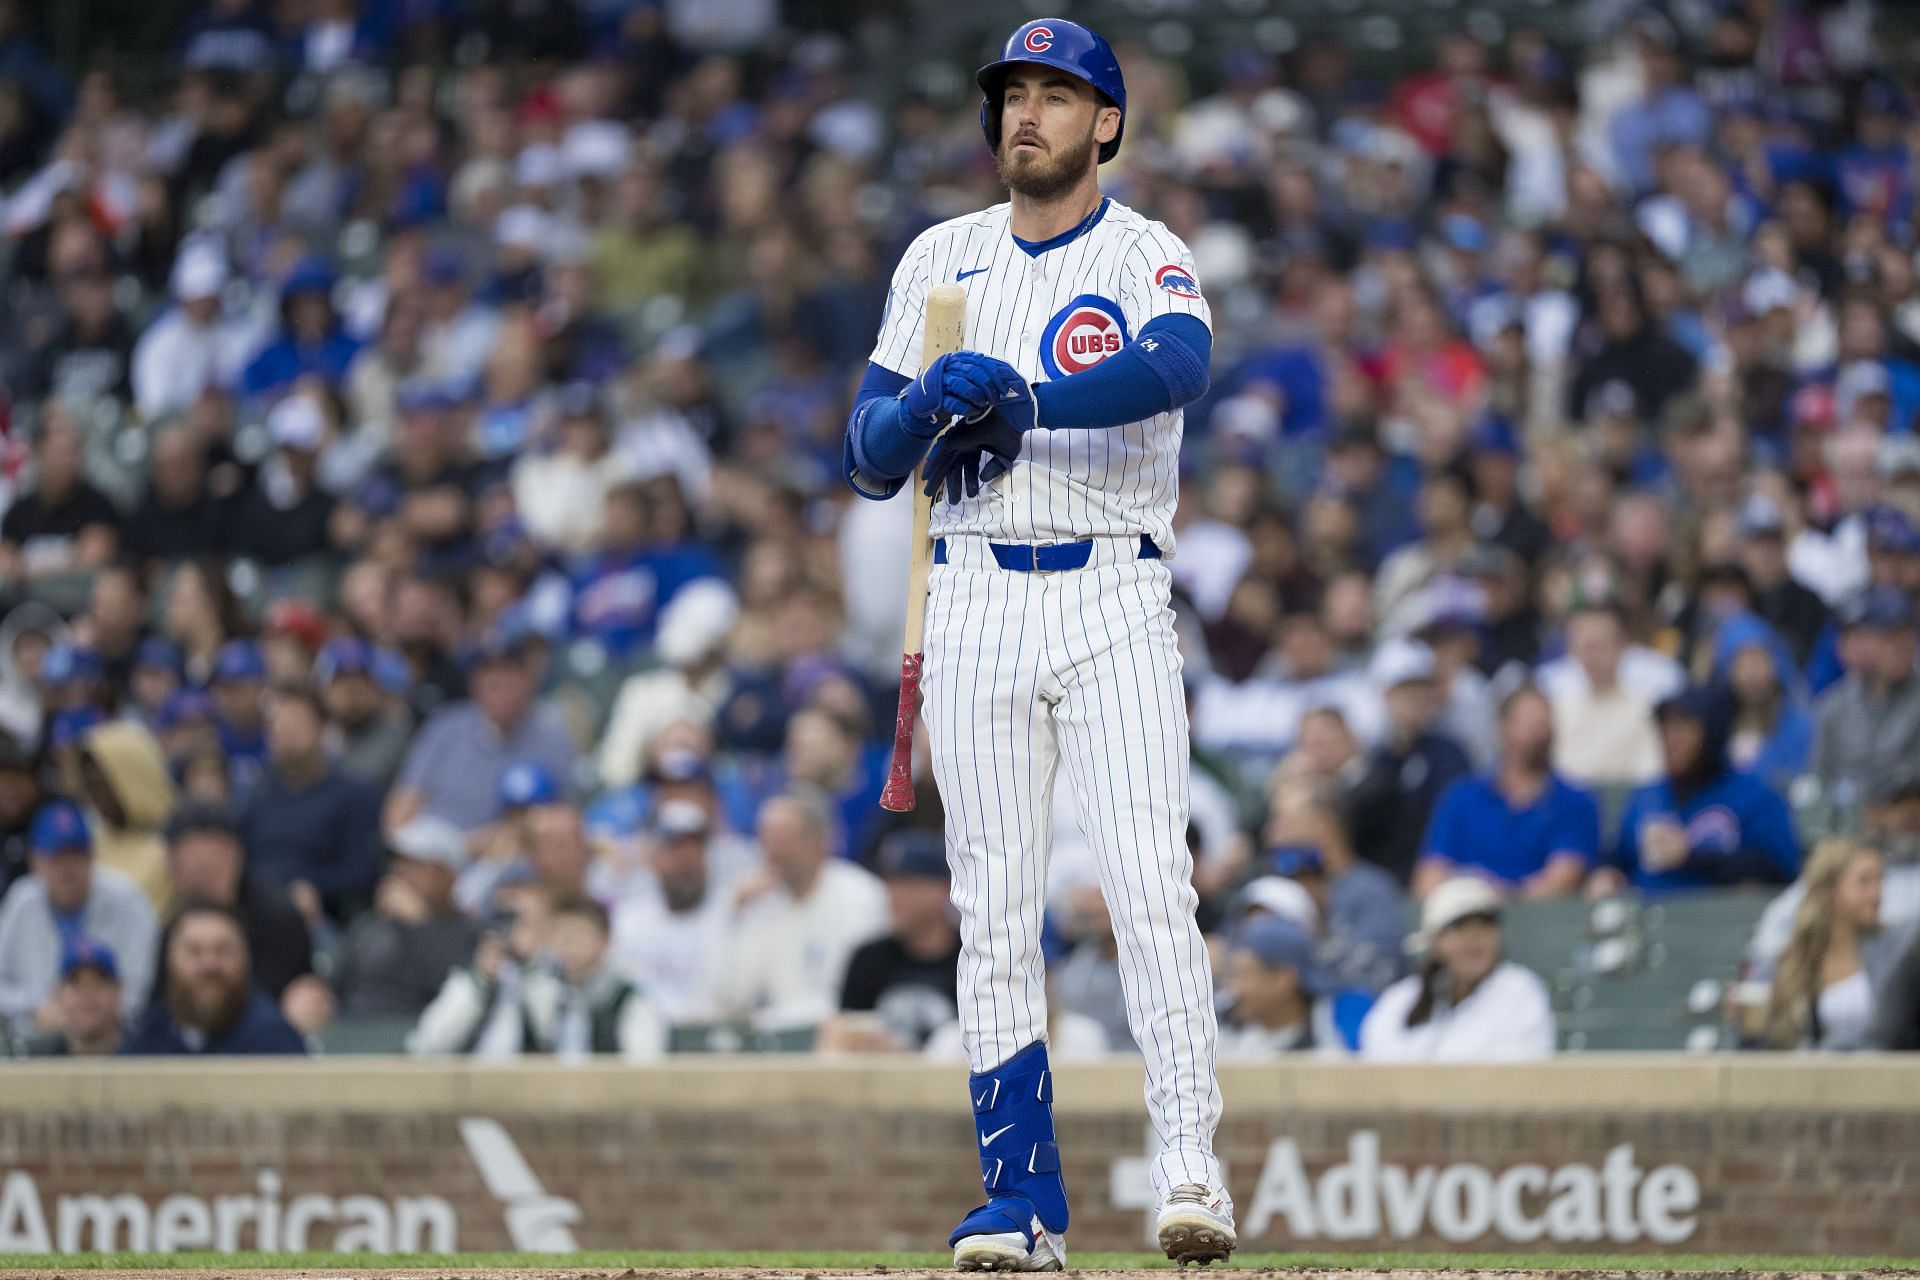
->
xmin=879 ymin=283 xmax=967 ymax=812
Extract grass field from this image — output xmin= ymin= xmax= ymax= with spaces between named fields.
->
xmin=0 ymin=1253 xmax=1917 ymax=1273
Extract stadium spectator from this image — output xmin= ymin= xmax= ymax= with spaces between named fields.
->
xmin=0 ymin=734 xmax=46 ymax=897
xmin=122 ymin=902 xmax=307 ymax=1056
xmin=1348 ymin=639 xmax=1471 ymax=883
xmin=596 ymin=580 xmax=739 ymax=790
xmin=0 ymin=604 xmax=62 ymax=751
xmin=1810 ymin=587 xmax=1920 ymax=819
xmin=1218 ymin=914 xmax=1341 ymax=1058
xmin=608 ymin=799 xmax=735 ymax=1028
xmin=1758 ymin=839 xmax=1912 ymax=1051
xmin=1358 ymin=876 xmax=1556 ymax=1060
xmin=315 ymin=637 xmax=413 ymax=793
xmin=532 ymin=895 xmax=665 ymax=1060
xmin=1542 ymin=601 xmax=1672 ymax=791
xmin=1869 ymin=929 xmax=1920 ymax=1050
xmin=820 ymin=831 xmax=959 ymax=1054
xmin=1416 ymin=686 xmax=1600 ymax=899
xmin=13 ymin=939 xmax=125 ymax=1056
xmin=1712 ymin=611 xmax=1816 ymax=793
xmin=0 ymin=411 xmax=119 ymax=588
xmin=410 ymin=878 xmax=556 ymax=1058
xmin=714 ymin=790 xmax=884 ymax=1033
xmin=1049 ymin=883 xmax=1134 ymax=1055
xmin=386 ymin=626 xmax=574 ymax=836
xmin=330 ymin=816 xmax=480 ymax=1021
xmin=237 ymin=685 xmax=382 ymax=922
xmin=1263 ymin=779 xmax=1408 ymax=994
xmin=0 ymin=799 xmax=155 ymax=1037
xmin=160 ymin=801 xmax=327 ymax=1032
xmin=1607 ymin=687 xmax=1801 ymax=894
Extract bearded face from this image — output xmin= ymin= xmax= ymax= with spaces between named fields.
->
xmin=164 ymin=912 xmax=252 ymax=1039
xmin=995 ymin=115 xmax=1099 ymax=202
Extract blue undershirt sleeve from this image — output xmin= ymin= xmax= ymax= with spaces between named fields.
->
xmin=842 ymin=364 xmax=916 ymax=500
xmin=1032 ymin=313 xmax=1211 ymax=430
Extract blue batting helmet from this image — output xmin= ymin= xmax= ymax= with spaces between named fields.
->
xmin=977 ymin=18 xmax=1126 ymax=164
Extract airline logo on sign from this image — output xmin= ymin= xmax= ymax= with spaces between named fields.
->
xmin=0 ymin=1117 xmax=583 ymax=1255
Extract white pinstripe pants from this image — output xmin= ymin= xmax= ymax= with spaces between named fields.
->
xmin=923 ymin=534 xmax=1225 ymax=1203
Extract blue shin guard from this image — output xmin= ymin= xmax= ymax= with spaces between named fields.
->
xmin=948 ymin=1041 xmax=1069 ymax=1246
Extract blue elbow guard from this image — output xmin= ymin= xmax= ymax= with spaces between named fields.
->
xmin=1032 ymin=315 xmax=1211 ymax=429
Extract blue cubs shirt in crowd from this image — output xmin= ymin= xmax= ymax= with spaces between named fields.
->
xmin=569 ymin=542 xmax=724 ymax=658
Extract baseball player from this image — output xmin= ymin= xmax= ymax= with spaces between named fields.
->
xmin=841 ymin=17 xmax=1233 ymax=1272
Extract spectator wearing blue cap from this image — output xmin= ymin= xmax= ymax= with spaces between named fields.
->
xmin=316 ymin=637 xmax=414 ymax=792
xmin=1604 ymin=686 xmax=1800 ymax=895
xmin=122 ymin=902 xmax=307 ymax=1056
xmin=1809 ymin=585 xmax=1920 ymax=820
xmin=333 ymin=382 xmax=480 ymax=568
xmin=0 ymin=799 xmax=156 ymax=1039
xmin=38 ymin=642 xmax=106 ymax=718
xmin=1464 ymin=414 xmax=1551 ymax=568
xmin=386 ymin=623 xmax=575 ymax=838
xmin=453 ymin=761 xmax=564 ymax=918
xmin=15 ymin=938 xmax=125 ymax=1055
xmin=208 ymin=639 xmax=269 ymax=785
xmin=237 ymin=685 xmax=383 ymax=923
xmin=819 ymin=831 xmax=959 ymax=1054
xmin=129 ymin=635 xmax=184 ymax=725
xmin=240 ymin=257 xmax=360 ymax=400
xmin=1218 ymin=915 xmax=1342 ymax=1058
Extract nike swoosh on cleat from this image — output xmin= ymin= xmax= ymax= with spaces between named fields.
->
xmin=956 ymin=267 xmax=990 ymax=281
xmin=980 ymin=1122 xmax=1016 ymax=1146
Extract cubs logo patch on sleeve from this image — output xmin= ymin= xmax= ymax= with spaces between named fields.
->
xmin=1039 ymin=294 xmax=1131 ymax=380
xmin=1154 ymin=264 xmax=1201 ymax=298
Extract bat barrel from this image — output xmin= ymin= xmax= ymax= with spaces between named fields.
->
xmin=878 ymin=652 xmax=923 ymax=812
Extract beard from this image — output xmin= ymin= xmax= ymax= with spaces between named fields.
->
xmin=995 ymin=123 xmax=1098 ymax=201
xmin=167 ymin=970 xmax=248 ymax=1039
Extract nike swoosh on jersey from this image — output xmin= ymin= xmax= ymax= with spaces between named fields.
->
xmin=956 ymin=267 xmax=990 ymax=281
xmin=980 ymin=1122 xmax=1017 ymax=1147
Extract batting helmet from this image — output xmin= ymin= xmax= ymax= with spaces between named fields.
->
xmin=976 ymin=18 xmax=1127 ymax=165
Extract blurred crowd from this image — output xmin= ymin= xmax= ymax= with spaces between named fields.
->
xmin=3 ymin=0 xmax=1920 ymax=1063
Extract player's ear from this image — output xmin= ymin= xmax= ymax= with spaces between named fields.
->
xmin=1095 ymin=105 xmax=1120 ymax=146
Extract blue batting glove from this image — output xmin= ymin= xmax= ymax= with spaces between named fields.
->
xmin=902 ymin=352 xmax=997 ymax=434
xmin=955 ymin=355 xmax=1038 ymax=434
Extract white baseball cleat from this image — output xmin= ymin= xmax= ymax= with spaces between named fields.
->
xmin=952 ymin=1223 xmax=1067 ymax=1272
xmin=1155 ymin=1183 xmax=1236 ymax=1266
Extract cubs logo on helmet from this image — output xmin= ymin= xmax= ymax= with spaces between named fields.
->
xmin=1154 ymin=264 xmax=1201 ymax=298
xmin=1039 ymin=294 xmax=1131 ymax=380
xmin=1023 ymin=25 xmax=1054 ymax=52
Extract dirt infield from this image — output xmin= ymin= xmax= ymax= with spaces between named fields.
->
xmin=0 ymin=1271 xmax=1902 ymax=1280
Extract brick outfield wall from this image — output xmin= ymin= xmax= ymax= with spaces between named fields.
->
xmin=3 ymin=1101 xmax=1919 ymax=1255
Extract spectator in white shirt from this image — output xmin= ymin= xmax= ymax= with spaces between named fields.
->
xmin=131 ymin=243 xmax=245 ymax=423
xmin=715 ymin=789 xmax=885 ymax=1032
xmin=1543 ymin=601 xmax=1671 ymax=789
xmin=609 ymin=799 xmax=737 ymax=1026
xmin=1359 ymin=876 xmax=1556 ymax=1061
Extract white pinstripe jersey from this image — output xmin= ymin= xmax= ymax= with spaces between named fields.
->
xmin=868 ymin=197 xmax=1210 ymax=553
